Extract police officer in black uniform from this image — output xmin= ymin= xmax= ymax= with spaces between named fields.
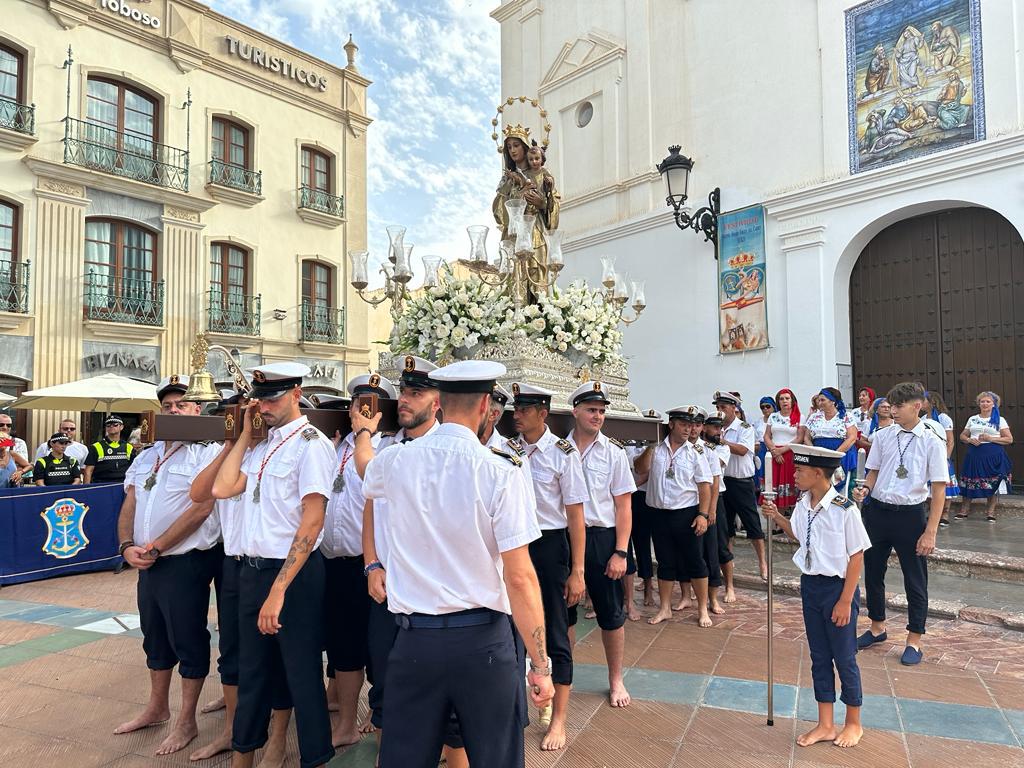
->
xmin=84 ymin=415 xmax=136 ymax=484
xmin=33 ymin=433 xmax=83 ymax=486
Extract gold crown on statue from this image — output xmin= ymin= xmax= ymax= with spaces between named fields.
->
xmin=502 ymin=123 xmax=531 ymax=144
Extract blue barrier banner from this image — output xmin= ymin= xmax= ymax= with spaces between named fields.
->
xmin=0 ymin=483 xmax=124 ymax=585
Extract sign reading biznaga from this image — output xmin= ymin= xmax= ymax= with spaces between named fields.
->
xmin=225 ymin=35 xmax=329 ymax=93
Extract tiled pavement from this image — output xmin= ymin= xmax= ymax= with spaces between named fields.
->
xmin=0 ymin=571 xmax=1022 ymax=767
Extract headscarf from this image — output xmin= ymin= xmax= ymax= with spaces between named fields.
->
xmin=818 ymin=388 xmax=846 ymax=418
xmin=775 ymin=388 xmax=801 ymax=427
xmin=859 ymin=387 xmax=876 ymax=405
xmin=759 ymin=396 xmax=778 ymax=412
xmin=868 ymin=398 xmax=886 ymax=434
xmin=979 ymin=391 xmax=1001 ymax=429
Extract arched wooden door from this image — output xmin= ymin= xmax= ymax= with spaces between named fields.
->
xmin=850 ymin=208 xmax=1024 ymax=483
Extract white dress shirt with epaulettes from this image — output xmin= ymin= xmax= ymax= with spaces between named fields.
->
xmin=520 ymin=427 xmax=589 ymax=530
xmin=568 ymin=430 xmax=637 ymax=528
xmin=125 ymin=441 xmax=221 ymax=556
xmin=321 ymin=431 xmax=381 ymax=558
xmin=865 ymin=421 xmax=949 ymax=505
xmin=237 ymin=416 xmax=336 ymax=559
xmin=363 ymin=422 xmax=540 ymax=616
xmin=721 ymin=418 xmax=756 ymax=478
xmin=646 ymin=437 xmax=713 ymax=510
xmin=790 ymin=486 xmax=872 ymax=577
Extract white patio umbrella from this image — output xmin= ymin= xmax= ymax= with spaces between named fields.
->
xmin=9 ymin=373 xmax=160 ymax=413
xmin=0 ymin=392 xmax=14 ymax=403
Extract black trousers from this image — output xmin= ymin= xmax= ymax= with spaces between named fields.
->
xmin=802 ymin=575 xmax=862 ymax=707
xmin=682 ymin=510 xmax=722 ymax=588
xmin=714 ymin=496 xmax=735 ymax=568
xmin=651 ymin=507 xmax=709 ymax=582
xmin=380 ymin=614 xmax=523 ymax=768
xmin=527 ymin=529 xmax=573 ymax=685
xmin=138 ymin=547 xmax=216 ymax=678
xmin=630 ymin=490 xmax=655 ymax=580
xmin=722 ymin=476 xmax=765 ymax=540
xmin=323 ymin=555 xmax=371 ymax=673
xmin=584 ymin=526 xmax=626 ymax=631
xmin=862 ymin=499 xmax=929 ymax=635
xmin=232 ymin=552 xmax=334 ymax=768
xmin=366 ymin=597 xmax=464 ymax=747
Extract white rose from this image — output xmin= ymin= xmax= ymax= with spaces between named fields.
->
xmin=558 ymin=341 xmax=568 ymax=351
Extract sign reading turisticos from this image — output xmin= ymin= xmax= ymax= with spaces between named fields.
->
xmin=225 ymin=35 xmax=329 ymax=93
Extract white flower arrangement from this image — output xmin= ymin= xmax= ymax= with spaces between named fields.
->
xmin=525 ymin=280 xmax=623 ymax=365
xmin=392 ymin=268 xmax=521 ymax=360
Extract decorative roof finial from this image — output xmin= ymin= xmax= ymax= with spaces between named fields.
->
xmin=344 ymin=34 xmax=359 ymax=71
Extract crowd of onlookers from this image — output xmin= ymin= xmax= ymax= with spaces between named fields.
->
xmin=0 ymin=413 xmax=142 ymax=489
xmin=748 ymin=386 xmax=1014 ymax=524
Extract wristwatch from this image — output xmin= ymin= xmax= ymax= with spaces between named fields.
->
xmin=697 ymin=512 xmax=710 ymax=520
xmin=147 ymin=546 xmax=161 ymax=559
xmin=529 ymin=657 xmax=552 ymax=676
xmin=612 ymin=549 xmax=628 ymax=559
xmin=118 ymin=540 xmax=135 ymax=556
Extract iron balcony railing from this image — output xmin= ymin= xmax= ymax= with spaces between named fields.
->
xmin=63 ymin=117 xmax=189 ymax=191
xmin=0 ymin=259 xmax=30 ymax=313
xmin=298 ymin=185 xmax=345 ymax=218
xmin=207 ymin=289 xmax=261 ymax=336
xmin=209 ymin=158 xmax=262 ymax=196
xmin=301 ymin=300 xmax=345 ymax=344
xmin=0 ymin=97 xmax=35 ymax=135
xmin=84 ymin=271 xmax=164 ymax=326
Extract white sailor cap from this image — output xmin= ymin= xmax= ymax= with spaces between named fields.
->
xmin=570 ymin=380 xmax=611 ymax=408
xmin=704 ymin=410 xmax=726 ymax=426
xmin=311 ymin=393 xmax=351 ymax=411
xmin=347 ymin=373 xmax=397 ymax=399
xmin=400 ymin=355 xmax=439 ymax=389
xmin=693 ymin=406 xmax=709 ymax=423
xmin=713 ymin=390 xmax=742 ymax=407
xmin=429 ymin=360 xmax=507 ymax=393
xmin=667 ymin=405 xmax=702 ymax=422
xmin=642 ymin=409 xmax=663 ymax=420
xmin=247 ymin=362 xmax=310 ymax=399
xmin=790 ymin=443 xmax=845 ymax=469
xmin=511 ymin=382 xmax=554 ymax=407
xmin=157 ymin=374 xmax=190 ymax=401
xmin=492 ymin=382 xmax=513 ymax=407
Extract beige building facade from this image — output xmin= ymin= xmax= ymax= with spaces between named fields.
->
xmin=0 ymin=0 xmax=372 ymax=446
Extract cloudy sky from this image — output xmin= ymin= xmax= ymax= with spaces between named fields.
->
xmin=208 ymin=0 xmax=503 ymax=285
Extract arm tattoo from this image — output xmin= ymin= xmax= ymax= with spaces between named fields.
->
xmin=275 ymin=534 xmax=313 ymax=585
xmin=531 ymin=625 xmax=547 ymax=662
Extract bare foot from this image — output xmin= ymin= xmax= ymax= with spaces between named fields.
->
xmin=797 ymin=724 xmax=838 ymax=747
xmin=332 ymin=726 xmax=361 ymax=748
xmin=609 ymin=680 xmax=631 ymax=708
xmin=358 ymin=715 xmax=376 ymax=735
xmin=760 ymin=562 xmax=769 ymax=581
xmin=723 ymin=588 xmax=737 ymax=604
xmin=627 ymin=603 xmax=641 ymax=621
xmin=155 ymin=722 xmax=198 ymax=756
xmin=674 ymin=595 xmax=693 ymax=611
xmin=648 ymin=608 xmax=672 ymax=625
xmin=709 ymin=599 xmax=726 ymax=615
xmin=114 ymin=708 xmax=170 ymax=734
xmin=834 ymin=724 xmax=864 ymax=748
xmin=190 ymin=730 xmax=232 ymax=761
xmin=200 ymin=696 xmax=225 ymax=714
xmin=697 ymin=611 xmax=713 ymax=628
xmin=643 ymin=590 xmax=654 ymax=607
xmin=540 ymin=720 xmax=568 ymax=751
xmin=257 ymin=746 xmax=286 ymax=768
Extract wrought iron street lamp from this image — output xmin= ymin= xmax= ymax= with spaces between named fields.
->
xmin=657 ymin=145 xmax=720 ymax=251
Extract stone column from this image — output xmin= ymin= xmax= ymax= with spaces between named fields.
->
xmin=30 ymin=179 xmax=90 ymax=440
xmin=780 ymin=223 xmax=834 ymax=397
xmin=161 ymin=207 xmax=206 ymax=376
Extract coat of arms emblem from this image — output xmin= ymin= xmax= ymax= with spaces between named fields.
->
xmin=41 ymin=497 xmax=90 ymax=559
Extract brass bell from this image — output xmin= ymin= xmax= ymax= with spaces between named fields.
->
xmin=181 ymin=370 xmax=220 ymax=402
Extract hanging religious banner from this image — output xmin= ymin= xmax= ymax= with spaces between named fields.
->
xmin=718 ymin=205 xmax=768 ymax=354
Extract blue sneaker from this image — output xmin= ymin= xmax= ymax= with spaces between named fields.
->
xmin=901 ymin=646 xmax=924 ymax=665
xmin=857 ymin=630 xmax=887 ymax=649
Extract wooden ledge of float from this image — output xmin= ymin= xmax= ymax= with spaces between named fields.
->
xmin=137 ymin=402 xmax=663 ymax=444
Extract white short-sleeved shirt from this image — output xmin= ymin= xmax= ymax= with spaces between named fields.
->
xmin=865 ymin=421 xmax=949 ymax=505
xmin=751 ymin=417 xmax=767 ymax=443
xmin=363 ymin=421 xmax=540 ymax=616
xmin=9 ymin=437 xmax=28 ymax=462
xmin=721 ymin=418 xmax=756 ymax=478
xmin=850 ymin=407 xmax=872 ymax=436
xmin=805 ymin=411 xmax=857 ymax=440
xmin=237 ymin=416 xmax=336 ymax=559
xmin=696 ymin=438 xmax=726 ymax=493
xmin=372 ymin=421 xmax=441 ymax=564
xmin=321 ymin=431 xmax=381 ymax=558
xmin=35 ymin=440 xmax=89 ymax=464
xmin=569 ymin=430 xmax=636 ymax=528
xmin=765 ymin=411 xmax=801 ymax=446
xmin=790 ymin=486 xmax=872 ymax=577
xmin=712 ymin=442 xmax=730 ymax=492
xmin=625 ymin=445 xmax=649 ymax=492
xmin=646 ymin=437 xmax=713 ymax=510
xmin=965 ymin=414 xmax=1010 ymax=439
xmin=126 ymin=441 xmax=221 ymax=556
xmin=216 ymin=494 xmax=245 ymax=557
xmin=487 ymin=430 xmax=536 ymax=508
xmin=521 ymin=427 xmax=589 ymax=530
xmin=936 ymin=413 xmax=954 ymax=432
